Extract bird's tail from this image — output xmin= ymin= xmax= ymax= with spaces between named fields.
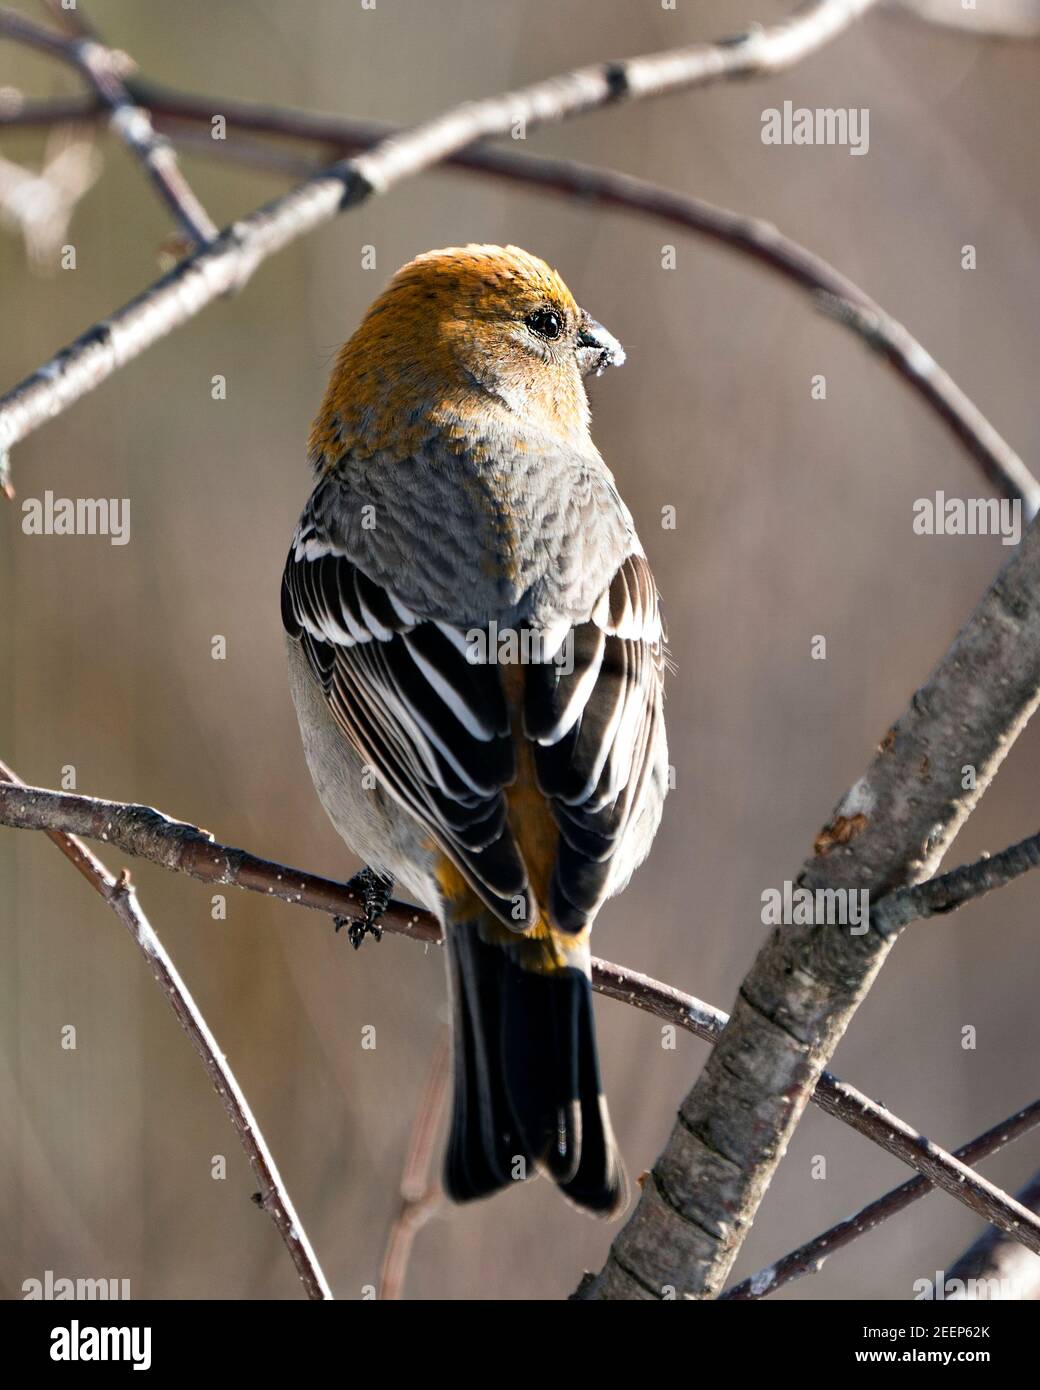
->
xmin=443 ymin=912 xmax=627 ymax=1217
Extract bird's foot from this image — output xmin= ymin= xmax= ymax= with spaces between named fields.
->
xmin=333 ymin=867 xmax=394 ymax=949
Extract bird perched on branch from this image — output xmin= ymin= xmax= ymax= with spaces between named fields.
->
xmin=281 ymin=245 xmax=668 ymax=1215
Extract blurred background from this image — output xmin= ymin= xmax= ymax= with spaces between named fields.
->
xmin=1 ymin=0 xmax=1039 ymax=1301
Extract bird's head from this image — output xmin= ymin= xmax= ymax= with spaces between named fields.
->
xmin=312 ymin=244 xmax=624 ymax=465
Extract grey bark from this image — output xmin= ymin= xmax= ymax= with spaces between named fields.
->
xmin=943 ymin=1169 xmax=1040 ymax=1300
xmin=582 ymin=515 xmax=1040 ymax=1298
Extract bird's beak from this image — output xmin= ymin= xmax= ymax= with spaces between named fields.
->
xmin=576 ymin=315 xmax=626 ymax=378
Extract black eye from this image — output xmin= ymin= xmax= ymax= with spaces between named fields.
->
xmin=526 ymin=308 xmax=563 ymax=341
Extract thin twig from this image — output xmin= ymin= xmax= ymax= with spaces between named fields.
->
xmin=3 ymin=781 xmax=1040 ymax=1251
xmin=379 ymin=1026 xmax=451 ymax=1301
xmin=872 ymin=826 xmax=1040 ymax=933
xmin=0 ymin=760 xmax=332 ymax=1300
xmin=944 ymin=1168 xmax=1040 ymax=1300
xmin=0 ymin=781 xmax=440 ymax=941
xmin=0 ymin=7 xmax=216 ymax=245
xmin=723 ymin=1097 xmax=1040 ymax=1298
xmin=0 ymin=0 xmax=881 ymax=483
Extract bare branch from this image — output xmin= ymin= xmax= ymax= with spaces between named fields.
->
xmin=379 ymin=1027 xmax=451 ymax=1301
xmin=0 ymin=91 xmax=99 ymax=125
xmin=179 ymin=115 xmax=1040 ymax=513
xmin=723 ymin=1098 xmax=1040 ymax=1299
xmin=3 ymin=778 xmax=1036 ymax=961
xmin=2 ymin=0 xmax=1034 ymax=1305
xmin=4 ymin=781 xmax=1040 ymax=1260
xmin=0 ymin=5 xmax=75 ymax=60
xmin=3 ymin=75 xmax=1035 ymax=514
xmin=944 ymin=1169 xmax=1040 ymax=1299
xmin=0 ymin=781 xmax=440 ymax=942
xmin=0 ymin=7 xmax=216 ymax=245
xmin=0 ymin=761 xmax=332 ymax=1300
xmin=815 ymin=294 xmax=1038 ymax=513
xmin=582 ymin=513 xmax=1040 ymax=1299
xmin=594 ymin=962 xmax=1040 ymax=1277
xmin=872 ymin=826 xmax=1040 ymax=934
xmin=0 ymin=0 xmax=881 ymax=481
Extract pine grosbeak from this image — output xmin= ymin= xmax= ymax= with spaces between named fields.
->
xmin=281 ymin=245 xmax=668 ymax=1215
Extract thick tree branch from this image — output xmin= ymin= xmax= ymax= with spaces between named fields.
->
xmin=0 ymin=0 xmax=880 ymax=483
xmin=590 ymin=964 xmax=1040 ymax=1274
xmin=0 ymin=761 xmax=331 ymax=1300
xmin=4 ymin=781 xmax=1040 ymax=1259
xmin=581 ymin=513 xmax=1040 ymax=1299
xmin=723 ymin=1097 xmax=1040 ymax=1298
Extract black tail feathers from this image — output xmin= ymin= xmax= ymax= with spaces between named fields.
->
xmin=444 ymin=919 xmax=627 ymax=1217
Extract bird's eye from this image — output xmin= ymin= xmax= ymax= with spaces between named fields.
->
xmin=526 ymin=308 xmax=563 ymax=341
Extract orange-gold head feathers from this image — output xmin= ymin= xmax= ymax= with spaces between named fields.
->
xmin=310 ymin=244 xmax=624 ymax=467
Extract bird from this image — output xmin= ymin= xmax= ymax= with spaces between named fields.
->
xmin=281 ymin=244 xmax=669 ymax=1216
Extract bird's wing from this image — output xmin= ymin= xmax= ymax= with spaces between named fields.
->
xmin=522 ymin=550 xmax=666 ymax=931
xmin=283 ymin=485 xmax=665 ymax=934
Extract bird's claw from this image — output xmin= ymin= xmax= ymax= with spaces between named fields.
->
xmin=335 ymin=916 xmax=383 ymax=950
xmin=333 ymin=867 xmax=393 ymax=950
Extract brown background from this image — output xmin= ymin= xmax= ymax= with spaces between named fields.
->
xmin=2 ymin=0 xmax=1038 ymax=1301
